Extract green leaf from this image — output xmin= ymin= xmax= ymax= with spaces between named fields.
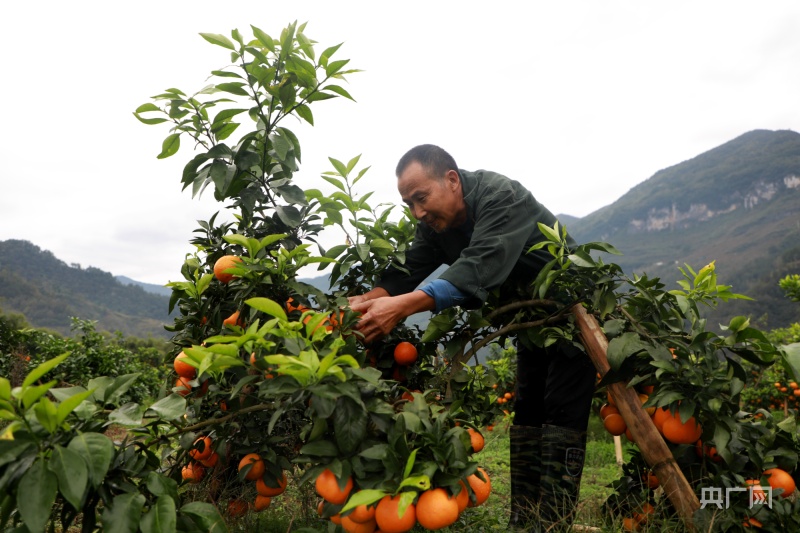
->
xmin=109 ymin=402 xmax=147 ymax=427
xmin=101 ymin=492 xmax=146 ymax=533
xmin=294 ymin=104 xmax=313 ymax=125
xmin=215 ymin=82 xmax=249 ymax=96
xmin=102 ymin=373 xmax=141 ymax=405
xmin=275 ymin=205 xmax=302 ymax=228
xmin=333 ymin=397 xmax=367 ymax=454
xmin=157 ymin=133 xmax=181 ymax=159
xmin=17 ymin=458 xmax=58 ymax=533
xmin=398 ymin=475 xmax=430 ymax=491
xmin=54 ymin=388 xmax=93 ymax=425
xmin=23 ymin=353 xmax=68 ymax=388
xmin=246 ymin=297 xmax=288 ymax=321
xmin=340 ymin=489 xmax=385 ymax=513
xmin=782 ymin=343 xmax=800 ymax=382
xmin=140 ymin=496 xmax=177 ymax=533
xmin=0 ymin=440 xmax=33 ymax=469
xmin=606 ymin=333 xmax=648 ymax=371
xmin=300 ymin=440 xmax=339 ymax=457
xmin=199 ymin=33 xmax=236 ymax=50
xmin=0 ymin=377 xmax=9 ymax=400
xmin=322 ymin=84 xmax=355 ymax=101
xmin=21 ymin=380 xmax=57 ymax=410
xmin=146 ymin=394 xmax=187 ymax=421
xmin=33 ymin=396 xmax=58 ymax=433
xmin=180 ymin=501 xmax=229 ymax=533
xmin=49 ymin=445 xmax=89 ymax=510
xmin=145 ymin=472 xmax=179 ymax=501
xmin=68 ymin=433 xmax=114 ymax=488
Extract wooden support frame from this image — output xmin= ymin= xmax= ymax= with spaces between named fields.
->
xmin=572 ymin=304 xmax=700 ymax=531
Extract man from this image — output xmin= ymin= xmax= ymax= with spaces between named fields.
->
xmin=349 ymin=144 xmax=596 ymax=531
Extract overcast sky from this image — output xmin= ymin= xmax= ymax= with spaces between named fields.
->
xmin=2 ymin=1 xmax=799 ymax=285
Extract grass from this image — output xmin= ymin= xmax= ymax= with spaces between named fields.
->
xmin=221 ymin=414 xmax=694 ymax=532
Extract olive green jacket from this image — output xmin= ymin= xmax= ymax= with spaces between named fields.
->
xmin=377 ymin=169 xmax=575 ymax=309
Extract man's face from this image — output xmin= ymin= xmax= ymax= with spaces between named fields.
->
xmin=397 ymin=161 xmax=466 ymax=232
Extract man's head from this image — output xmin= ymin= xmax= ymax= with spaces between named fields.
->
xmin=396 ymin=144 xmax=467 ymax=232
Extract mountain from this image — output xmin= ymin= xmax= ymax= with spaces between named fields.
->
xmin=116 ymin=276 xmax=173 ymax=297
xmin=567 ymin=129 xmax=800 ymax=330
xmin=0 ymin=240 xmax=173 ymax=338
xmin=3 ymin=129 xmax=799 ymax=339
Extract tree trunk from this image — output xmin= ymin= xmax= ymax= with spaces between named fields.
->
xmin=571 ymin=304 xmax=699 ymax=531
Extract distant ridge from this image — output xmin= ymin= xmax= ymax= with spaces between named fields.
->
xmin=0 ymin=240 xmax=172 ymax=338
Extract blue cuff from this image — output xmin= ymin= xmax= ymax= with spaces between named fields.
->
xmin=419 ymin=279 xmax=469 ymax=313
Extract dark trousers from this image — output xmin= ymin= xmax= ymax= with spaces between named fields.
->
xmin=513 ymin=342 xmax=596 ymax=431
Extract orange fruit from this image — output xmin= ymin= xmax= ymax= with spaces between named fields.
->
xmin=200 ymin=452 xmax=219 ymax=468
xmin=416 ymin=487 xmax=459 ymax=530
xmin=190 ymin=436 xmax=213 ymax=462
xmin=599 ymin=403 xmax=619 ymax=420
xmin=174 ymin=352 xmax=196 ymax=379
xmin=341 ymin=515 xmax=377 ymax=533
xmin=467 ymin=428 xmax=485 ymax=453
xmin=375 ymin=494 xmax=417 ymax=533
xmin=644 ymin=472 xmax=659 ymax=489
xmin=227 ymin=498 xmax=249 ymax=517
xmin=181 ymin=462 xmax=205 ymax=483
xmin=652 ymin=407 xmax=672 ymax=434
xmin=743 ymin=517 xmax=763 ymax=528
xmin=238 ymin=453 xmax=265 ymax=481
xmin=662 ymin=414 xmax=702 ymax=444
xmin=622 ymin=516 xmax=640 ymax=531
xmin=286 ymin=297 xmax=310 ymax=313
xmin=254 ymin=495 xmax=272 ymax=512
xmin=764 ymin=468 xmax=796 ymax=498
xmin=454 ymin=480 xmax=469 ymax=514
xmin=695 ymin=440 xmax=722 ymax=463
xmin=174 ymin=377 xmax=192 ymax=396
xmin=223 ymin=310 xmax=245 ymax=328
xmin=794 ymin=389 xmax=800 ymax=397
xmin=640 ymin=384 xmax=655 ymax=394
xmin=256 ymin=471 xmax=288 ymax=496
xmin=466 ymin=467 xmax=492 ymax=506
xmin=603 ymin=413 xmax=627 ymax=436
xmin=504 ymin=392 xmax=512 ymax=400
xmin=315 ymin=468 xmax=353 ymax=505
xmin=214 ymin=255 xmax=242 ymax=283
xmin=393 ymin=342 xmax=418 ymax=366
xmin=348 ymin=500 xmax=377 ymax=523
xmin=634 ymin=502 xmax=655 ymax=524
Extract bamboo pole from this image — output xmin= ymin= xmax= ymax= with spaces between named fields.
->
xmin=571 ymin=304 xmax=700 ymax=531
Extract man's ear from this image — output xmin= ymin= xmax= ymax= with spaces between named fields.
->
xmin=445 ymin=169 xmax=460 ymax=190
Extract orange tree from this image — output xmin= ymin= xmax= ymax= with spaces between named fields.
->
xmin=0 ymin=22 xmax=500 ymax=533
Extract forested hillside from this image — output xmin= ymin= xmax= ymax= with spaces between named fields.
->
xmin=567 ymin=129 xmax=800 ymax=330
xmin=0 ymin=240 xmax=172 ymax=338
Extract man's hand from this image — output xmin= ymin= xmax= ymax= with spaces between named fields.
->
xmin=350 ymin=290 xmax=436 ymax=345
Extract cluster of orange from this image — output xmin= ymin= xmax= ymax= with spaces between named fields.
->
xmin=621 ymin=502 xmax=655 ymax=531
xmin=315 ymin=465 xmax=491 ymax=533
xmin=495 ymin=388 xmax=515 ymax=405
xmin=181 ymin=441 xmax=288 ymax=517
xmin=173 ymin=351 xmax=209 ymax=397
xmin=599 ymin=387 xmax=703 ymax=446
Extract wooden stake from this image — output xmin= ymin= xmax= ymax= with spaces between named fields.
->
xmin=572 ymin=304 xmax=700 ymax=531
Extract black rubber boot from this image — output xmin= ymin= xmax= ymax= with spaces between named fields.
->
xmin=538 ymin=424 xmax=587 ymax=531
xmin=509 ymin=425 xmax=543 ymax=531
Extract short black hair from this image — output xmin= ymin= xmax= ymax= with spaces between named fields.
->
xmin=395 ymin=144 xmax=458 ymax=179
